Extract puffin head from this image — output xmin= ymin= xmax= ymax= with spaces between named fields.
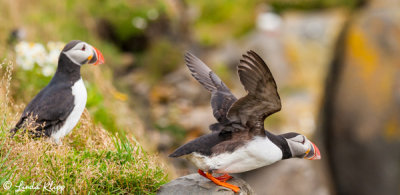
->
xmin=282 ymin=132 xmax=321 ymax=160
xmin=62 ymin=40 xmax=104 ymax=66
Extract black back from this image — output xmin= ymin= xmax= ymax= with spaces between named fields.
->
xmin=10 ymin=48 xmax=82 ymax=137
xmin=169 ymin=129 xmax=292 ymax=159
xmin=169 ymin=130 xmax=245 ymax=157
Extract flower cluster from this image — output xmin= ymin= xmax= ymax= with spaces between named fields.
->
xmin=15 ymin=41 xmax=65 ymax=76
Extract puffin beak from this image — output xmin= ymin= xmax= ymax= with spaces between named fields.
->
xmin=304 ymin=141 xmax=321 ymax=160
xmin=89 ymin=46 xmax=105 ymax=65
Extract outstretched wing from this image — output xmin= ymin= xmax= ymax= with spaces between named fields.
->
xmin=185 ymin=52 xmax=237 ymax=124
xmin=227 ymin=50 xmax=281 ymax=132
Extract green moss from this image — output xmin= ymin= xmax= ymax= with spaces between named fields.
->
xmin=12 ymin=66 xmax=52 ymax=103
xmin=86 ymin=83 xmax=119 ymax=133
xmin=187 ymin=0 xmax=262 ymax=46
xmin=270 ymin=0 xmax=362 ymax=13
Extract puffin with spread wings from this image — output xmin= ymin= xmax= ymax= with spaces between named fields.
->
xmin=169 ymin=50 xmax=321 ymax=192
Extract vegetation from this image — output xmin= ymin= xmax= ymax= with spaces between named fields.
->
xmin=0 ymin=0 xmax=362 ymax=194
xmin=0 ymin=60 xmax=167 ymax=194
xmin=269 ymin=0 xmax=362 ymax=13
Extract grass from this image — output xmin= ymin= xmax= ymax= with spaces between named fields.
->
xmin=0 ymin=60 xmax=167 ymax=194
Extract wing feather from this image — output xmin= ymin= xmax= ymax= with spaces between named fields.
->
xmin=185 ymin=52 xmax=237 ymax=125
xmin=185 ymin=52 xmax=217 ymax=92
xmin=227 ymin=50 xmax=281 ymax=132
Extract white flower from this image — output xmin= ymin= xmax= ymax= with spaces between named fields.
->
xmin=132 ymin=17 xmax=147 ymax=29
xmin=46 ymin=50 xmax=60 ymax=66
xmin=257 ymin=12 xmax=282 ymax=32
xmin=15 ymin=41 xmax=30 ymax=54
xmin=15 ymin=42 xmax=35 ymax=70
xmin=47 ymin=41 xmax=64 ymax=51
xmin=16 ymin=55 xmax=34 ymax=70
xmin=14 ymin=41 xmax=65 ymax=76
xmin=41 ymin=65 xmax=55 ymax=76
xmin=147 ymin=9 xmax=159 ymax=20
xmin=29 ymin=43 xmax=47 ymax=67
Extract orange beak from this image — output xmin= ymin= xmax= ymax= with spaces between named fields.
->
xmin=93 ymin=47 xmax=105 ymax=65
xmin=305 ymin=141 xmax=321 ymax=160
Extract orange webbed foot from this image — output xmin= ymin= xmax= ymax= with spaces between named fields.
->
xmin=215 ymin=174 xmax=233 ymax=182
xmin=198 ymin=169 xmax=240 ymax=193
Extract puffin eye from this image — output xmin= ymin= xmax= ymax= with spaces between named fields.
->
xmin=81 ymin=45 xmax=86 ymax=51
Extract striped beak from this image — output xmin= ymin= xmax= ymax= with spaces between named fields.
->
xmin=304 ymin=141 xmax=321 ymax=160
xmin=88 ymin=46 xmax=105 ymax=65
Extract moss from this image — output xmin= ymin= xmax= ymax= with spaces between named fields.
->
xmin=270 ymin=0 xmax=362 ymax=13
xmin=86 ymin=83 xmax=120 ymax=133
xmin=187 ymin=0 xmax=261 ymax=46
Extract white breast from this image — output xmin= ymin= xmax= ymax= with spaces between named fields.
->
xmin=51 ymin=78 xmax=87 ymax=143
xmin=187 ymin=136 xmax=283 ymax=174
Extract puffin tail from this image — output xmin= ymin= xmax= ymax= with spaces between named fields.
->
xmin=168 ymin=151 xmax=181 ymax=158
xmin=168 ymin=146 xmax=190 ymax=158
xmin=168 ymin=153 xmax=178 ymax=158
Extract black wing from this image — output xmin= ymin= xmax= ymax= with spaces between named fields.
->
xmin=185 ymin=52 xmax=237 ymax=125
xmin=169 ymin=132 xmax=227 ymax=157
xmin=11 ymin=83 xmax=75 ymax=137
xmin=227 ymin=50 xmax=281 ymax=135
xmin=169 ymin=129 xmax=251 ymax=157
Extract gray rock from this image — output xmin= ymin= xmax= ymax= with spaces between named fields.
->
xmin=158 ymin=174 xmax=255 ymax=195
xmin=320 ymin=1 xmax=400 ymax=195
xmin=238 ymin=159 xmax=329 ymax=195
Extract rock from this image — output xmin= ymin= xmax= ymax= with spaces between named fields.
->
xmin=282 ymin=9 xmax=347 ymax=97
xmin=227 ymin=10 xmax=346 ymax=195
xmin=158 ymin=174 xmax=255 ymax=195
xmin=178 ymin=105 xmax=216 ymax=134
xmin=320 ymin=1 xmax=400 ymax=195
xmin=238 ymin=159 xmax=329 ymax=195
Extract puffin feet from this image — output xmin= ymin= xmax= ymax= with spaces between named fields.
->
xmin=215 ymin=174 xmax=233 ymax=182
xmin=197 ymin=169 xmax=240 ymax=193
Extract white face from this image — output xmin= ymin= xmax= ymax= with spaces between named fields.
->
xmin=63 ymin=42 xmax=96 ymax=66
xmin=286 ymin=135 xmax=312 ymax=158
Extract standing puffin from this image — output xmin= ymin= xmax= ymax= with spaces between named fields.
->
xmin=10 ymin=40 xmax=104 ymax=144
xmin=169 ymin=51 xmax=321 ymax=193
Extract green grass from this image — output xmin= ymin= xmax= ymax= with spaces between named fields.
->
xmin=1 ymin=135 xmax=167 ymax=194
xmin=0 ymin=61 xmax=168 ymax=194
xmin=0 ymin=140 xmax=18 ymax=189
xmin=269 ymin=0 xmax=362 ymax=13
xmin=0 ymin=115 xmax=167 ymax=195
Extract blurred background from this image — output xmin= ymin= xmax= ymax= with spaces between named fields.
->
xmin=1 ymin=0 xmax=399 ymax=194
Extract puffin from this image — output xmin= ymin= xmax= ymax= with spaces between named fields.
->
xmin=10 ymin=40 xmax=104 ymax=144
xmin=169 ymin=50 xmax=321 ymax=193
